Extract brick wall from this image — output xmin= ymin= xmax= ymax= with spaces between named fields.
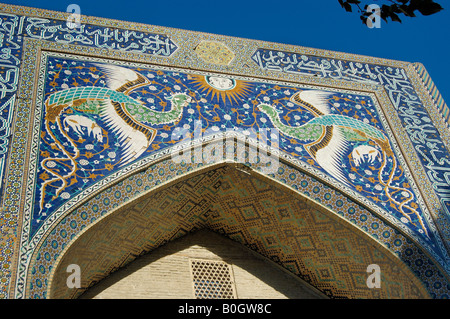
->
xmin=80 ymin=229 xmax=325 ymax=299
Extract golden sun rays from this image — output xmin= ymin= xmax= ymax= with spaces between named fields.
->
xmin=189 ymin=74 xmax=252 ymax=105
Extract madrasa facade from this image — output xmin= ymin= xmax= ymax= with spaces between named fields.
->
xmin=0 ymin=3 xmax=449 ymax=299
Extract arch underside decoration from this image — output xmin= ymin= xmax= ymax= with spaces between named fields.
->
xmin=1 ymin=3 xmax=449 ymax=299
xmin=45 ymin=162 xmax=431 ymax=299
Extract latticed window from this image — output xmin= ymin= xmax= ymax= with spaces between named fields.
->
xmin=190 ymin=259 xmax=237 ymax=299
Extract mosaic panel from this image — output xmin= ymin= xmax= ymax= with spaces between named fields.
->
xmin=27 ymin=53 xmax=432 ymax=240
xmin=194 ymin=41 xmax=235 ymax=66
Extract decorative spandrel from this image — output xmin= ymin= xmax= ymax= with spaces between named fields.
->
xmin=30 ymin=53 xmax=440 ymax=258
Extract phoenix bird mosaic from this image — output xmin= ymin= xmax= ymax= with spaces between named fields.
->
xmin=34 ymin=55 xmax=431 ymax=244
xmin=257 ymin=90 xmax=421 ymax=233
xmin=41 ymin=63 xmax=191 ymax=217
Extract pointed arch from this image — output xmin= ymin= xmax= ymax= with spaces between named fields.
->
xmin=38 ymin=162 xmax=431 ymax=299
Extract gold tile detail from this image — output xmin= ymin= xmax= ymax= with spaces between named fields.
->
xmin=194 ymin=41 xmax=235 ymax=66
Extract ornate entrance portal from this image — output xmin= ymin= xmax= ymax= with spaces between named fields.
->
xmin=0 ymin=4 xmax=449 ymax=299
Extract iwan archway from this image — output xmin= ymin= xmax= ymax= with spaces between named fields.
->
xmin=29 ymin=161 xmax=433 ymax=298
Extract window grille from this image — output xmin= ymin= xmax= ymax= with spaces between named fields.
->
xmin=190 ymin=259 xmax=236 ymax=299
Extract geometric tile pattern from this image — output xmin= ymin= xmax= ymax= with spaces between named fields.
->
xmin=190 ymin=259 xmax=236 ymax=299
xmin=41 ymin=163 xmax=432 ymax=299
xmin=194 ymin=41 xmax=235 ymax=66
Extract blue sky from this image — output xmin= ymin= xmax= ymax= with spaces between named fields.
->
xmin=4 ymin=0 xmax=449 ymax=104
